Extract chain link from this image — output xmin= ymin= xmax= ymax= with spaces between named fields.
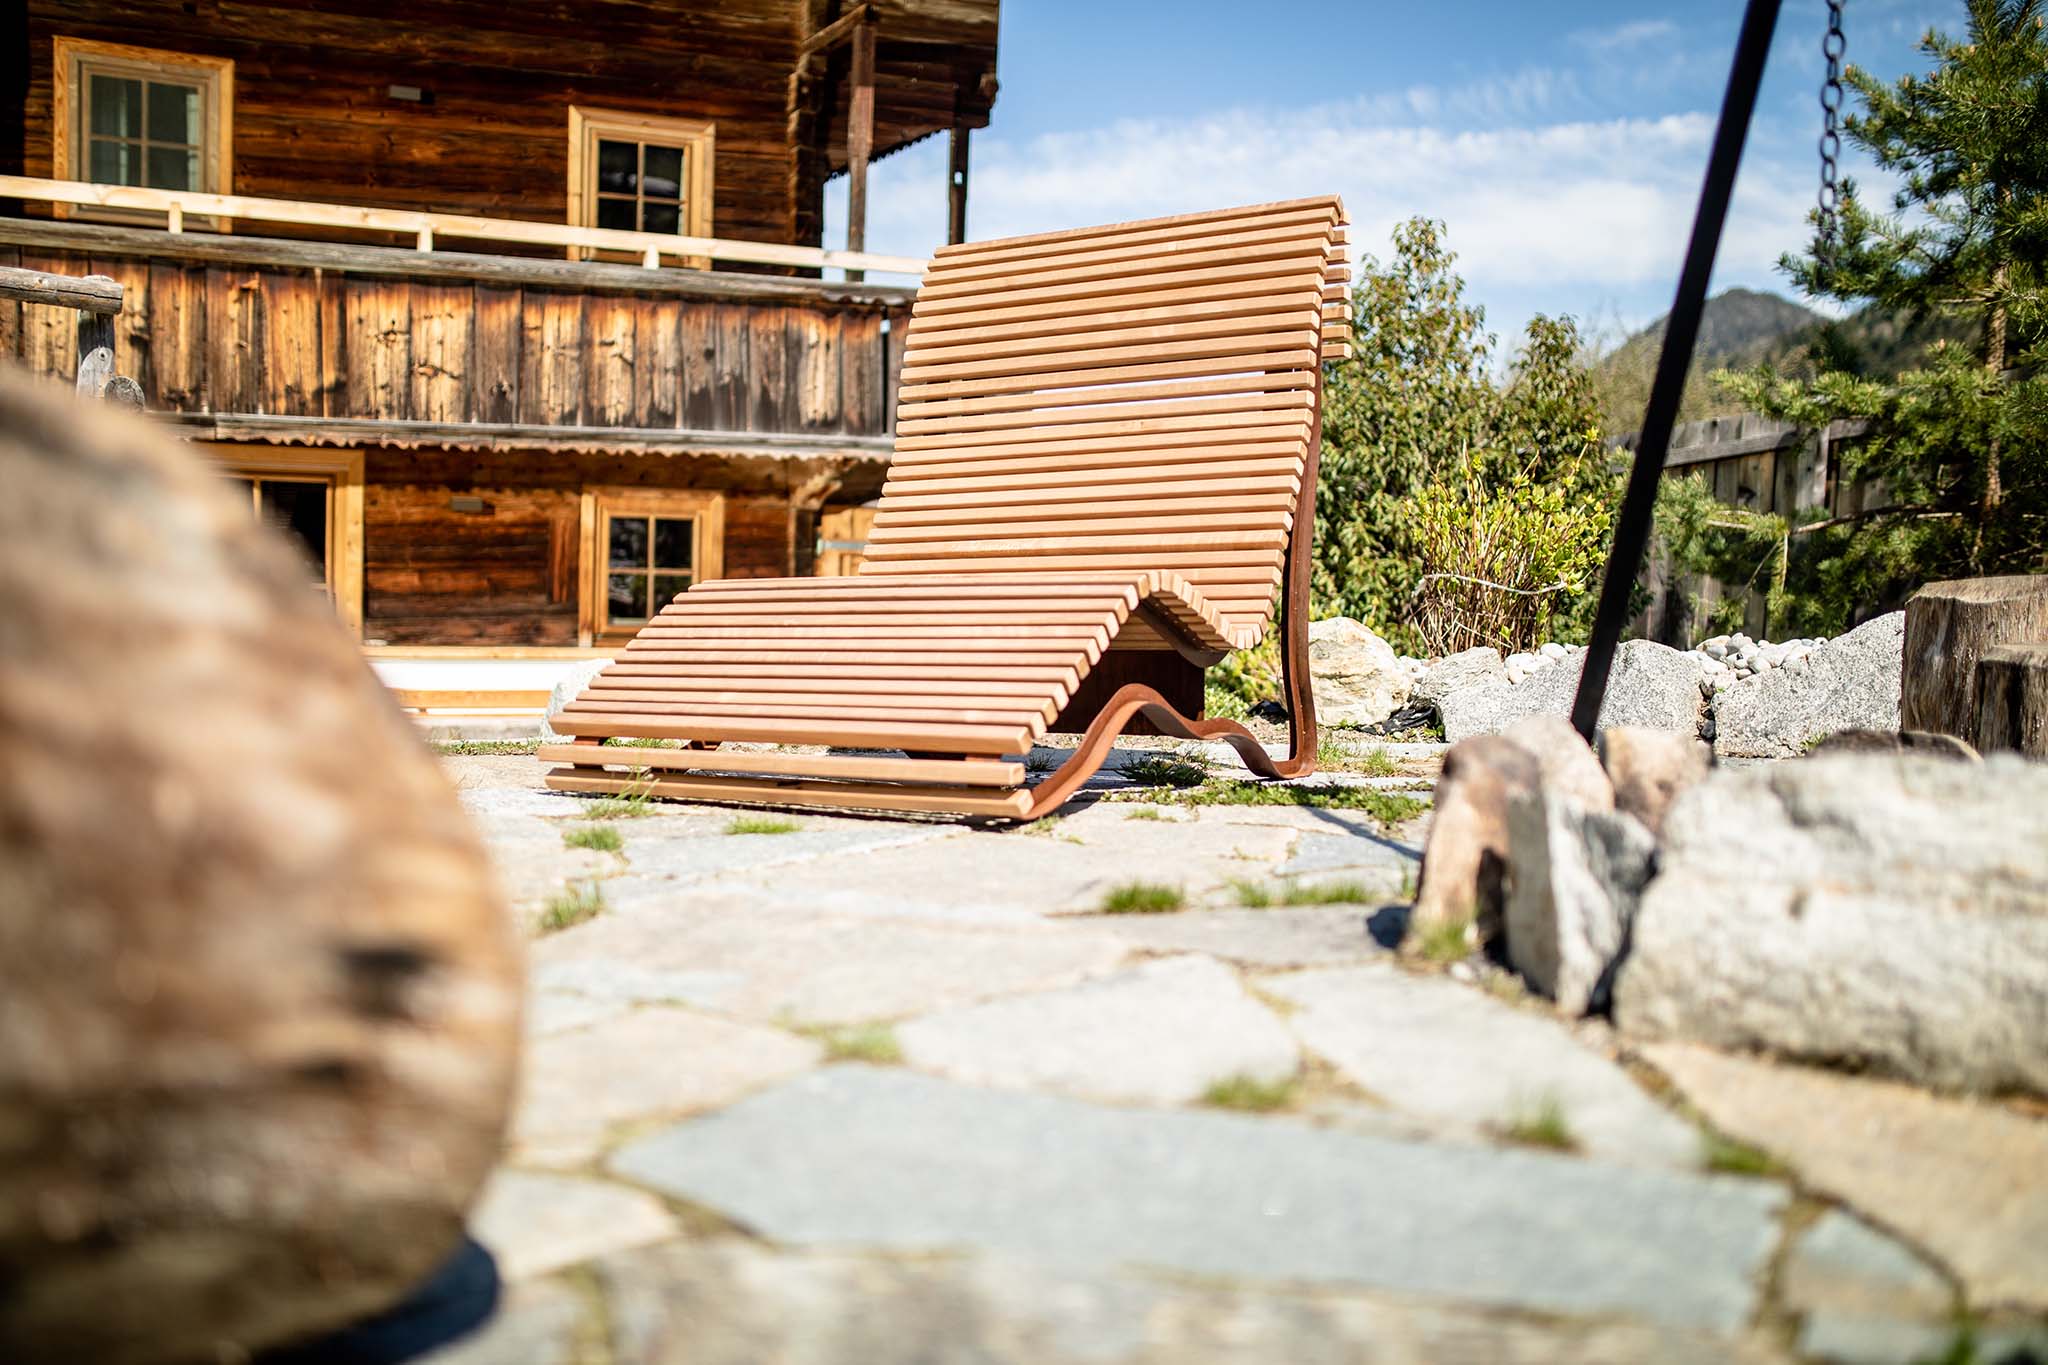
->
xmin=1817 ymin=0 xmax=1847 ymax=276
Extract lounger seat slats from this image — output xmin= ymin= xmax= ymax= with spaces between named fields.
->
xmin=545 ymin=196 xmax=1349 ymax=818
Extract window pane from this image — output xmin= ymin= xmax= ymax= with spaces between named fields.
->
xmin=88 ymin=139 xmax=138 ymax=186
xmin=145 ymin=145 xmax=199 ymax=190
xmin=147 ymin=80 xmax=201 ymax=145
xmin=607 ymin=573 xmax=648 ymax=625
xmin=607 ymin=514 xmax=648 ymax=569
xmin=651 ymin=573 xmax=692 ymax=607
xmin=597 ymin=139 xmax=637 ymax=194
xmin=642 ymin=144 xmax=683 ymax=199
xmin=255 ymin=479 xmax=330 ymax=585
xmin=226 ymin=476 xmax=255 ymax=506
xmin=652 ymin=517 xmax=693 ymax=569
xmin=642 ymin=201 xmax=679 ymax=235
xmin=89 ymin=74 xmax=143 ymax=139
xmin=596 ymin=197 xmax=634 ymax=230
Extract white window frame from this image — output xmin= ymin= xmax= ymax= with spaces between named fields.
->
xmin=566 ymin=106 xmax=715 ymax=267
xmin=53 ymin=37 xmax=234 ymax=226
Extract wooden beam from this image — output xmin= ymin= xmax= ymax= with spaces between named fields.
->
xmin=801 ymin=3 xmax=876 ymax=58
xmin=155 ymin=412 xmax=896 ymax=460
xmin=0 ymin=220 xmax=917 ymax=306
xmin=0 ymin=265 xmax=122 ymax=312
xmin=846 ymin=15 xmax=878 ymax=284
xmin=947 ymin=121 xmax=971 ymax=245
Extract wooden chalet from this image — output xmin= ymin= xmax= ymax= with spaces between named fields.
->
xmin=0 ymin=1 xmax=998 ymax=656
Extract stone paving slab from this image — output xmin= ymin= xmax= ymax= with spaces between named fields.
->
xmin=1644 ymin=1042 xmax=2048 ymax=1314
xmin=531 ymin=899 xmax=1132 ymax=1025
xmin=1084 ymin=907 xmax=1392 ymax=968
xmin=1275 ymin=829 xmax=1420 ymax=884
xmin=421 ymin=1277 xmax=586 ymax=1365
xmin=1781 ymin=1208 xmax=1956 ymax=1365
xmin=1265 ymin=967 xmax=1705 ymax=1170
xmin=588 ymin=1240 xmax=1791 ymax=1365
xmin=608 ymin=1066 xmax=1786 ymax=1334
xmin=607 ymin=821 xmax=956 ymax=888
xmin=513 ymin=1005 xmax=820 ymax=1167
xmin=468 ymin=1170 xmax=678 ymax=1280
xmin=897 ymin=956 xmax=1298 ymax=1105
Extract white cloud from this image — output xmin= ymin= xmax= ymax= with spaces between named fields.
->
xmin=1570 ymin=18 xmax=1681 ymax=52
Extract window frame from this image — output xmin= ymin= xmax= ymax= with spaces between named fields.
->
xmin=578 ymin=487 xmax=725 ymax=645
xmin=203 ymin=444 xmax=364 ymax=637
xmin=566 ymin=106 xmax=715 ymax=267
xmin=53 ymin=37 xmax=235 ymax=226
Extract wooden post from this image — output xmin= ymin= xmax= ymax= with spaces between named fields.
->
xmin=75 ymin=309 xmax=115 ymax=399
xmin=946 ymin=121 xmax=971 ymax=245
xmin=1975 ymin=643 xmax=2048 ymax=757
xmin=1902 ymin=575 xmax=2048 ymax=740
xmin=844 ymin=14 xmax=876 ymax=283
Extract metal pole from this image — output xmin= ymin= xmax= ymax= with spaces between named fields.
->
xmin=1570 ymin=0 xmax=1784 ymax=740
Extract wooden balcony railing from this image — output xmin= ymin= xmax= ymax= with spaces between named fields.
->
xmin=0 ymin=176 xmax=927 ymax=278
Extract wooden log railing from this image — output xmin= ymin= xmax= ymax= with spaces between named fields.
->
xmin=0 ymin=263 xmax=139 ymax=404
xmin=0 ymin=175 xmax=928 ymax=279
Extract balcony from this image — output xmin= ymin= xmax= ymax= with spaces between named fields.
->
xmin=0 ymin=176 xmax=922 ymax=460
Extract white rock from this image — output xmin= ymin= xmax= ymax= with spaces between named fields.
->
xmin=1540 ymin=642 xmax=1569 ymax=660
xmin=541 ymin=658 xmax=615 ymax=742
xmin=1308 ymin=618 xmax=1411 ymax=728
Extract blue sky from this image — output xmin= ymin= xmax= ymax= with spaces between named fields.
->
xmin=829 ymin=0 xmax=1963 ymax=357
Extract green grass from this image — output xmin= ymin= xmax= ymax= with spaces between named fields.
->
xmin=1700 ymin=1132 xmax=1785 ymax=1177
xmin=1099 ymin=880 xmax=1186 ymax=914
xmin=583 ymin=777 xmax=657 ymax=820
xmin=1120 ymin=753 xmax=1210 ymax=788
xmin=1201 ymin=1073 xmax=1300 ymax=1112
xmin=1116 ymin=780 xmax=1426 ymax=829
xmin=726 ymin=815 xmax=801 ymax=835
xmin=562 ymin=824 xmax=623 ymax=853
xmin=1125 ymin=806 xmax=1167 ymax=821
xmin=1232 ymin=878 xmax=1374 ymax=908
xmin=1357 ymin=747 xmax=1399 ymax=777
xmin=810 ymin=1023 xmax=903 ymax=1065
xmin=432 ymin=739 xmax=540 ymax=756
xmin=1500 ymin=1094 xmax=1578 ymax=1151
xmin=538 ymin=880 xmax=605 ymax=934
xmin=1410 ymin=915 xmax=1474 ymax=963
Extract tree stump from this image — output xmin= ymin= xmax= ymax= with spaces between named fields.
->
xmin=1900 ymin=575 xmax=2048 ymax=740
xmin=0 ymin=372 xmax=522 ymax=1364
xmin=1976 ymin=643 xmax=2048 ymax=757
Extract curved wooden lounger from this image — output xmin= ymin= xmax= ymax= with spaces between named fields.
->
xmin=541 ymin=196 xmax=1350 ymax=820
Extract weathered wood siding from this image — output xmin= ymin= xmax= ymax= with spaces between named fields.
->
xmin=360 ymin=450 xmax=815 ymax=645
xmin=0 ymin=242 xmax=894 ymax=435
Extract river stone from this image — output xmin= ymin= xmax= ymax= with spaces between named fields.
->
xmin=540 ymin=658 xmax=614 ymax=742
xmin=610 ymin=1066 xmax=1784 ymax=1332
xmin=0 ymin=374 xmax=522 ymax=1364
xmin=1643 ymin=1043 xmax=2048 ymax=1314
xmin=1614 ymin=754 xmax=2048 ymax=1095
xmin=896 ymin=955 xmax=1298 ymax=1105
xmin=1308 ymin=618 xmax=1410 ymax=727
xmin=1712 ymin=612 xmax=1904 ymax=758
xmin=1504 ymin=793 xmax=1659 ymax=1015
xmin=1435 ymin=641 xmax=1707 ymax=743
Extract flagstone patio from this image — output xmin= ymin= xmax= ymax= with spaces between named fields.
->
xmin=426 ymin=740 xmax=2046 ymax=1365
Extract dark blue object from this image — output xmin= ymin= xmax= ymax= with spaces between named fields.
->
xmin=257 ymin=1236 xmax=500 ymax=1365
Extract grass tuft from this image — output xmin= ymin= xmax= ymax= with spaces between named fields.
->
xmin=1501 ymin=1094 xmax=1578 ymax=1151
xmin=1700 ymin=1132 xmax=1785 ymax=1178
xmin=1120 ymin=753 xmax=1211 ymax=788
xmin=1230 ymin=878 xmax=1275 ymax=908
xmin=1112 ymin=780 xmax=1426 ymax=829
xmin=726 ymin=815 xmax=801 ymax=835
xmin=811 ymin=1023 xmax=903 ymax=1065
xmin=433 ymin=739 xmax=540 ymax=756
xmin=1124 ymin=806 xmax=1167 ymax=821
xmin=584 ymin=776 xmax=657 ymax=820
xmin=1099 ymin=880 xmax=1185 ymax=914
xmin=1202 ymin=1073 xmax=1300 ymax=1112
xmin=1411 ymin=915 xmax=1474 ymax=963
xmin=1233 ymin=878 xmax=1375 ymax=908
xmin=1358 ymin=747 xmax=1399 ymax=778
xmin=538 ymin=880 xmax=605 ymax=934
xmin=562 ymin=824 xmax=623 ymax=853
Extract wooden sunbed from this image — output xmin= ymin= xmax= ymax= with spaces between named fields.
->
xmin=539 ymin=196 xmax=1352 ymax=819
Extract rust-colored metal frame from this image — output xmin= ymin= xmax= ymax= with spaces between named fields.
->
xmin=1015 ymin=375 xmax=1323 ymax=819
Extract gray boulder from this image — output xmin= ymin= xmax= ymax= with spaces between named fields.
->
xmin=1613 ymin=753 xmax=2048 ymax=1095
xmin=1434 ymin=641 xmax=1707 ymax=743
xmin=1711 ymin=611 xmax=1904 ymax=758
xmin=1505 ymin=793 xmax=1659 ymax=1015
xmin=541 ymin=659 xmax=615 ymax=743
xmin=1307 ymin=618 xmax=1409 ymax=727
xmin=1412 ymin=647 xmax=1506 ymax=710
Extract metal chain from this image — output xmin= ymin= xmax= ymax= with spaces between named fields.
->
xmin=1817 ymin=0 xmax=1847 ymax=276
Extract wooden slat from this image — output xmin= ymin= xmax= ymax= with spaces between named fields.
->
xmin=912 ymin=249 xmax=1334 ymax=315
xmin=392 ymin=688 xmax=551 ymax=709
xmin=545 ymin=767 xmax=1033 ymax=818
xmin=907 ymin=278 xmax=1323 ymax=335
xmin=923 ymin=221 xmax=1338 ymax=287
xmin=900 ymin=348 xmax=1317 ymax=402
xmin=897 ymin=370 xmax=1312 ymax=421
xmin=548 ymin=712 xmax=1033 ymax=754
xmin=539 ymin=744 xmax=1026 ymax=787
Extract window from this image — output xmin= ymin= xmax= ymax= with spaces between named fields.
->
xmin=578 ymin=489 xmax=725 ymax=643
xmin=55 ymin=38 xmax=233 ymax=200
xmin=567 ymin=108 xmax=714 ymax=263
xmin=205 ymin=446 xmax=364 ymax=636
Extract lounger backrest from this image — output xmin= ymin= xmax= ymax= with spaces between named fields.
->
xmin=860 ymin=197 xmax=1351 ymax=642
